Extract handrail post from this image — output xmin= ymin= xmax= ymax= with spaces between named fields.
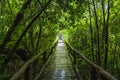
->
xmin=73 ymin=51 xmax=76 ymax=64
xmin=43 ymin=51 xmax=47 ymax=64
xmin=50 ymin=47 xmax=53 ymax=54
xmin=24 ymin=66 xmax=30 ymax=80
xmin=53 ymin=43 xmax=56 ymax=52
xmin=47 ymin=47 xmax=53 ymax=60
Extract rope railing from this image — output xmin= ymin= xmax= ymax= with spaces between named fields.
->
xmin=10 ymin=41 xmax=58 ymax=80
xmin=65 ymin=41 xmax=117 ymax=80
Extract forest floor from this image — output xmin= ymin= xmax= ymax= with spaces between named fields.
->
xmin=40 ymin=40 xmax=78 ymax=80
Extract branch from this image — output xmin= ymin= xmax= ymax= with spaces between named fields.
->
xmin=1 ymin=0 xmax=32 ymax=49
xmin=2 ymin=0 xmax=52 ymax=66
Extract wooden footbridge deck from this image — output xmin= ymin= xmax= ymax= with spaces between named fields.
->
xmin=40 ymin=40 xmax=78 ymax=80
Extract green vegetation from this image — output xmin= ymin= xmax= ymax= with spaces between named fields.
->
xmin=0 ymin=0 xmax=120 ymax=80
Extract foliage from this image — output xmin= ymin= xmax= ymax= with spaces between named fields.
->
xmin=0 ymin=0 xmax=120 ymax=79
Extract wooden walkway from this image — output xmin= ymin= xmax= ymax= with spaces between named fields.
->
xmin=40 ymin=40 xmax=78 ymax=80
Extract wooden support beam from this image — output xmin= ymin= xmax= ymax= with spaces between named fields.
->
xmin=43 ymin=51 xmax=47 ymax=64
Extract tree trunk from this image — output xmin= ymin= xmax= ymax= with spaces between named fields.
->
xmin=88 ymin=0 xmax=94 ymax=62
xmin=104 ymin=0 xmax=110 ymax=70
xmin=88 ymin=0 xmax=97 ymax=79
xmin=92 ymin=0 xmax=101 ymax=66
xmin=101 ymin=0 xmax=106 ymax=66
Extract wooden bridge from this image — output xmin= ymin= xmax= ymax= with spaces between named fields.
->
xmin=10 ymin=40 xmax=116 ymax=80
xmin=40 ymin=40 xmax=77 ymax=80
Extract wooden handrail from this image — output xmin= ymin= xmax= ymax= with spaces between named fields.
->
xmin=65 ymin=41 xmax=117 ymax=80
xmin=10 ymin=41 xmax=57 ymax=80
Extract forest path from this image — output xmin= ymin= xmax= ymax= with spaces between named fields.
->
xmin=40 ymin=40 xmax=78 ymax=80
